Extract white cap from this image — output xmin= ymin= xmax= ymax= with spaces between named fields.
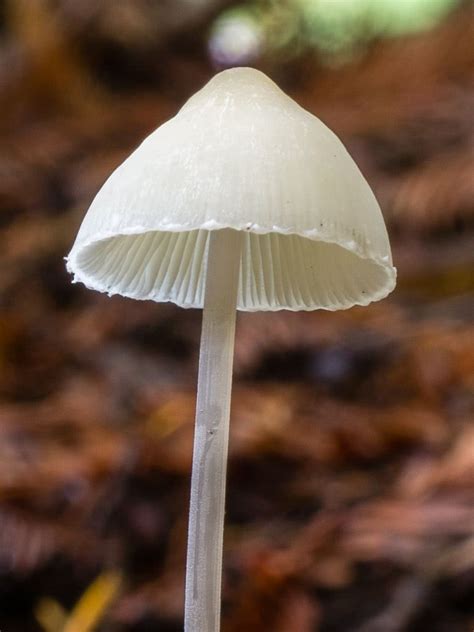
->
xmin=67 ymin=67 xmax=396 ymax=311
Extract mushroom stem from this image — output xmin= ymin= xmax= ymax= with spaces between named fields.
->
xmin=185 ymin=228 xmax=242 ymax=632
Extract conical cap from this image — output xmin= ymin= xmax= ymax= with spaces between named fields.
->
xmin=67 ymin=67 xmax=396 ymax=311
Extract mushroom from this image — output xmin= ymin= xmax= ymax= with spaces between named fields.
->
xmin=66 ymin=67 xmax=396 ymax=631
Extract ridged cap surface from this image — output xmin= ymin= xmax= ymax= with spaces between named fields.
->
xmin=67 ymin=67 xmax=396 ymax=311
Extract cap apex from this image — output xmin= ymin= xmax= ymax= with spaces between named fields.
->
xmin=179 ymin=66 xmax=286 ymax=114
xmin=206 ymin=66 xmax=274 ymax=85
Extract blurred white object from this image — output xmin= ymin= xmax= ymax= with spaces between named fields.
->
xmin=209 ymin=10 xmax=263 ymax=66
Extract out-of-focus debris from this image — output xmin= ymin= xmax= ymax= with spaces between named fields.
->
xmin=3 ymin=0 xmax=105 ymax=116
xmin=36 ymin=571 xmax=122 ymax=632
xmin=36 ymin=597 xmax=68 ymax=632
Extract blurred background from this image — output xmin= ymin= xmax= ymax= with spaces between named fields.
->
xmin=0 ymin=1 xmax=473 ymax=631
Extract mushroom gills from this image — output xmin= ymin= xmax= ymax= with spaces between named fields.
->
xmin=77 ymin=228 xmax=391 ymax=311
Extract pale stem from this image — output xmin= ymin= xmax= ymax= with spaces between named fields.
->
xmin=184 ymin=229 xmax=243 ymax=632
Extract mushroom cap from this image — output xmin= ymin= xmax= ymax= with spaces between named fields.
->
xmin=67 ymin=67 xmax=396 ymax=311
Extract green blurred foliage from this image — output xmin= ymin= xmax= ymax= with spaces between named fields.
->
xmin=211 ymin=0 xmax=462 ymax=64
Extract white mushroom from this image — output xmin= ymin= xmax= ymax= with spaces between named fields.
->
xmin=67 ymin=67 xmax=396 ymax=632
